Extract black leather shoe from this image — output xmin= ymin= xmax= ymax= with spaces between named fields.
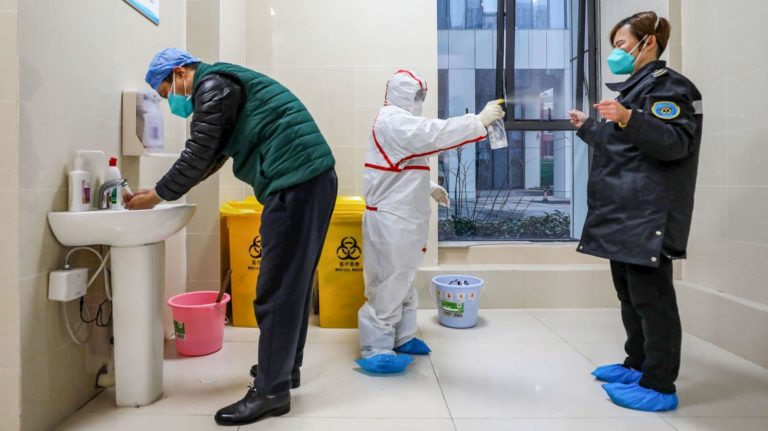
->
xmin=250 ymin=364 xmax=301 ymax=389
xmin=214 ymin=387 xmax=290 ymax=426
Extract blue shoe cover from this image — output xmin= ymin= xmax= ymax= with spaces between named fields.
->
xmin=592 ymin=364 xmax=642 ymax=384
xmin=356 ymin=354 xmax=413 ymax=374
xmin=394 ymin=338 xmax=432 ymax=355
xmin=602 ymin=382 xmax=679 ymax=412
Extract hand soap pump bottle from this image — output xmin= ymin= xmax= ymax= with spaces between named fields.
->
xmin=68 ymin=154 xmax=91 ymax=212
xmin=105 ymin=157 xmax=124 ymax=210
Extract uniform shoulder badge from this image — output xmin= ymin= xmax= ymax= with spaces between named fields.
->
xmin=651 ymin=101 xmax=681 ymax=120
xmin=652 ymin=68 xmax=668 ymax=78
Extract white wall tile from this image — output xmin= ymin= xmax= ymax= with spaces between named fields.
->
xmin=243 ymin=0 xmax=437 ymax=214
xmin=245 ymin=0 xmax=274 ymax=30
xmin=689 ymin=186 xmax=729 ymax=240
xmin=696 ymin=132 xmax=727 ymax=187
xmin=269 ymin=0 xmax=357 ymax=28
xmin=186 ymin=190 xmax=222 ymax=236
xmin=684 ymin=237 xmax=729 ymax=298
xmin=0 ymin=284 xmax=20 ymax=370
xmin=0 ymin=11 xmax=18 ymax=101
xmin=0 ymin=190 xmax=18 ymax=282
xmin=728 ymin=187 xmax=768 ymax=246
xmin=726 ymin=241 xmax=768 ymax=305
xmin=0 ymin=0 xmax=16 ymax=11
xmin=726 ymin=127 xmax=768 ymax=187
xmin=244 ymin=27 xmax=275 ymax=69
xmin=187 ymin=0 xmax=220 ymax=63
xmin=18 ymin=188 xmax=67 ymax=279
xmin=0 ymin=369 xmax=20 ymax=431
xmin=682 ymin=0 xmax=768 ymax=367
xmin=352 ymin=0 xmax=436 ymax=67
xmin=331 ymin=146 xmax=358 ymax=192
xmin=15 ymin=0 xmax=188 ymax=428
xmin=356 ymin=66 xmax=400 ymax=108
xmin=187 ymin=233 xmax=221 ymax=282
xmin=219 ymin=0 xmax=247 ymax=64
xmin=277 ymin=67 xmax=357 ymax=148
xmin=726 ymin=67 xmax=768 ymax=132
xmin=219 ymin=185 xmax=247 ymax=206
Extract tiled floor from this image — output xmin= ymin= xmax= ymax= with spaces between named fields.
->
xmin=57 ymin=309 xmax=768 ymax=431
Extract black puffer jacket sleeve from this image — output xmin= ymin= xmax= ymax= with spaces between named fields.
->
xmin=155 ymin=74 xmax=243 ymax=201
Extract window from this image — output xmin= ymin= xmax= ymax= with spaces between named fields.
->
xmin=437 ymin=0 xmax=598 ymax=242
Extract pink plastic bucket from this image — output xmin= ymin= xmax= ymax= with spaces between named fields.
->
xmin=168 ymin=291 xmax=231 ymax=357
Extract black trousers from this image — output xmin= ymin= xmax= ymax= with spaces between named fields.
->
xmin=610 ymin=258 xmax=681 ymax=394
xmin=253 ymin=169 xmax=337 ymax=395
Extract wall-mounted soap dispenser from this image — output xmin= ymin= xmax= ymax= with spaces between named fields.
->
xmin=121 ymin=89 xmax=165 ymax=156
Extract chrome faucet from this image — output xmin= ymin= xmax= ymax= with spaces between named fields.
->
xmin=97 ymin=178 xmax=128 ymax=210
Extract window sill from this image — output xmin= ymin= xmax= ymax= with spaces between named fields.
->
xmin=437 ymin=241 xmax=602 ymax=266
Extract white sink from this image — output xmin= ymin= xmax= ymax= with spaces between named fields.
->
xmin=48 ymin=204 xmax=196 ymax=247
xmin=47 ymin=203 xmax=197 ymax=407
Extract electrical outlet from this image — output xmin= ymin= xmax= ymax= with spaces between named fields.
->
xmin=49 ymin=268 xmax=88 ymax=302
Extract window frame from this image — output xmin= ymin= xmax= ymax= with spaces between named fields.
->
xmin=495 ymin=0 xmax=599 ymax=132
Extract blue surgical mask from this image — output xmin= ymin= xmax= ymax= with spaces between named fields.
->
xmin=168 ymin=75 xmax=193 ymax=118
xmin=607 ymin=35 xmax=648 ymax=75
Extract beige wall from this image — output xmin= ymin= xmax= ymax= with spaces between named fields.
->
xmin=244 ymin=0 xmax=438 ymax=196
xmin=677 ymin=0 xmax=768 ymax=367
xmin=240 ymin=0 xmax=440 ymax=263
xmin=0 ymin=0 xmax=20 ymax=429
xmin=185 ymin=0 xmax=221 ymax=294
xmin=184 ymin=0 xmax=249 ymax=294
xmin=599 ymin=0 xmax=671 ymax=100
xmin=15 ymin=1 xmax=187 ymax=429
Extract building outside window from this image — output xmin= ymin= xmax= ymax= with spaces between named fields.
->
xmin=437 ymin=0 xmax=596 ymax=242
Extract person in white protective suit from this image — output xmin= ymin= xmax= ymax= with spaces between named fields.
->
xmin=356 ymin=70 xmax=505 ymax=374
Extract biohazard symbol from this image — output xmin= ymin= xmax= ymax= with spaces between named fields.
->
xmin=336 ymin=236 xmax=362 ymax=261
xmin=249 ymin=236 xmax=262 ymax=259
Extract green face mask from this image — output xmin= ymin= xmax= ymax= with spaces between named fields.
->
xmin=607 ymin=34 xmax=648 ymax=75
xmin=168 ymin=75 xmax=193 ymax=118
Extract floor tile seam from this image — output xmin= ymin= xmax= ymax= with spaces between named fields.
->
xmin=522 ymin=309 xmax=602 ymax=366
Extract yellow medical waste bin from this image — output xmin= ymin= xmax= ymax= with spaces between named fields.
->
xmin=317 ymin=196 xmax=367 ymax=328
xmin=220 ymin=196 xmax=264 ymax=327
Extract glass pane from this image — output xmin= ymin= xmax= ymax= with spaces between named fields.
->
xmin=509 ymin=0 xmax=573 ymax=120
xmin=437 ymin=131 xmax=574 ymax=241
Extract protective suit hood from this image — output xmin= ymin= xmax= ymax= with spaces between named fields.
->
xmin=384 ymin=70 xmax=427 ymax=116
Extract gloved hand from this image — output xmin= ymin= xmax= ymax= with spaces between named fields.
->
xmin=478 ymin=100 xmax=505 ymax=127
xmin=430 ymin=181 xmax=450 ymax=207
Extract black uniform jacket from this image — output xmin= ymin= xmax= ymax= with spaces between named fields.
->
xmin=576 ymin=60 xmax=703 ymax=267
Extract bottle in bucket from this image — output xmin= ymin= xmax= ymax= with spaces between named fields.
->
xmin=431 ymin=275 xmax=484 ymax=329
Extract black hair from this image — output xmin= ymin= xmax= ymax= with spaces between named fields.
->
xmin=610 ymin=11 xmax=671 ymax=57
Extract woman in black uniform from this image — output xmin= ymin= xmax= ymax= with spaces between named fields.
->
xmin=569 ymin=11 xmax=703 ymax=412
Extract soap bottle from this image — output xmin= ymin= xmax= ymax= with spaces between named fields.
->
xmin=68 ymin=154 xmax=91 ymax=212
xmin=104 ymin=157 xmax=124 ymax=210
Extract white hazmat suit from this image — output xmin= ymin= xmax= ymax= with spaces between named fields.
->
xmin=358 ymin=70 xmax=503 ymax=362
